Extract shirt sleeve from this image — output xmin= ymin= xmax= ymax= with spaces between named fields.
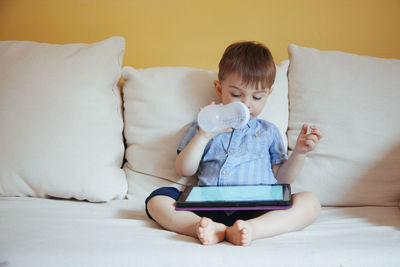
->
xmin=177 ymin=120 xmax=199 ymax=154
xmin=269 ymin=125 xmax=288 ymax=165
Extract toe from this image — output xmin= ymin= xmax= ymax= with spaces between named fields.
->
xmin=236 ymin=220 xmax=245 ymax=230
xmin=200 ymin=217 xmax=209 ymax=228
xmin=241 ymin=227 xmax=248 ymax=235
xmin=198 ymin=231 xmax=204 ymax=238
xmin=197 ymin=225 xmax=203 ymax=235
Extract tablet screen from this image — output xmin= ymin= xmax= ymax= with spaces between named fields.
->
xmin=186 ymin=185 xmax=283 ymax=202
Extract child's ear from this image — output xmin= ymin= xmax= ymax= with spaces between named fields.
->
xmin=268 ymin=87 xmax=274 ymax=95
xmin=214 ymin=80 xmax=223 ymax=99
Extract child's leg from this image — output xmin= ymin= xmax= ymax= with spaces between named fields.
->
xmin=147 ymin=195 xmax=227 ymax=245
xmin=226 ymin=192 xmax=320 ymax=246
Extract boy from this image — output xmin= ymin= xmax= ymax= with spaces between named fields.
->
xmin=146 ymin=41 xmax=323 ymax=246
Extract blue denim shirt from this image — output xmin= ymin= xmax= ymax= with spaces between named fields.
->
xmin=177 ymin=118 xmax=288 ymax=186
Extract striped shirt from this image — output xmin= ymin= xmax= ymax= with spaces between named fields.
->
xmin=177 ymin=118 xmax=288 ymax=186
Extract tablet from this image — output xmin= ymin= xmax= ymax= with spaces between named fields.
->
xmin=176 ymin=184 xmax=292 ymax=211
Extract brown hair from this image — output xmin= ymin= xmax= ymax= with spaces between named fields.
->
xmin=218 ymin=41 xmax=276 ymax=89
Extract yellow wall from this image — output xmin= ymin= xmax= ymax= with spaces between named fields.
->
xmin=0 ymin=0 xmax=399 ymax=69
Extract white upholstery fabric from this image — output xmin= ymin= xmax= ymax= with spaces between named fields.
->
xmin=287 ymin=44 xmax=400 ymax=206
xmin=0 ymin=37 xmax=127 ymax=202
xmin=122 ymin=61 xmax=289 ymax=191
xmin=1 ymin=193 xmax=399 ymax=267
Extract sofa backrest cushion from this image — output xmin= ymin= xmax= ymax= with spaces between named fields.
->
xmin=0 ymin=37 xmax=127 ymax=202
xmin=122 ymin=61 xmax=289 ymax=188
xmin=288 ymin=44 xmax=400 ymax=206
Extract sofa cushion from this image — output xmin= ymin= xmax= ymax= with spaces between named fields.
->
xmin=0 ymin=37 xmax=127 ymax=202
xmin=122 ymin=61 xmax=289 ymax=190
xmin=1 ymin=196 xmax=400 ymax=266
xmin=288 ymin=44 xmax=400 ymax=206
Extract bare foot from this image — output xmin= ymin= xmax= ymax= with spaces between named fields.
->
xmin=226 ymin=220 xmax=252 ymax=246
xmin=196 ymin=217 xmax=226 ymax=245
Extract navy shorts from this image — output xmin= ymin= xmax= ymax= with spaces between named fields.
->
xmin=145 ymin=187 xmax=267 ymax=227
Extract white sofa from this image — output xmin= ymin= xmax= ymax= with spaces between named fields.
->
xmin=1 ymin=37 xmax=399 ymax=267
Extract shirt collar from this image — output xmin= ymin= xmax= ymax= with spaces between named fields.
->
xmin=246 ymin=118 xmax=258 ymax=128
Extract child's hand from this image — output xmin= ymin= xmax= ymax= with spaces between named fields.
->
xmin=198 ymin=127 xmax=232 ymax=140
xmin=294 ymin=124 xmax=323 ymax=154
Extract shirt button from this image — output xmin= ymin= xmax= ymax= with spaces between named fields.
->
xmin=222 ymin=170 xmax=227 ymax=175
xmin=229 ymin=150 xmax=234 ymax=154
xmin=255 ymin=133 xmax=259 ymax=138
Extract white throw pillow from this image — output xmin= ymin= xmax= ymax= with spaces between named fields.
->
xmin=288 ymin=44 xmax=400 ymax=206
xmin=0 ymin=37 xmax=128 ymax=202
xmin=122 ymin=61 xmax=289 ymax=192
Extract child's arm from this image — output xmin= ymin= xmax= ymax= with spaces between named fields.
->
xmin=274 ymin=124 xmax=323 ymax=184
xmin=176 ymin=102 xmax=233 ymax=177
xmin=175 ymin=130 xmax=213 ymax=177
xmin=176 ymin=126 xmax=233 ymax=177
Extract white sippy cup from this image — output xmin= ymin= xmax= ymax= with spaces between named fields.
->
xmin=197 ymin=101 xmax=250 ymax=133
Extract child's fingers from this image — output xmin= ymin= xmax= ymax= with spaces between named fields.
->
xmin=301 ymin=123 xmax=309 ymax=134
xmin=307 ymin=134 xmax=319 ymax=143
xmin=310 ymin=126 xmax=323 ymax=139
xmin=210 ymin=127 xmax=232 ymax=137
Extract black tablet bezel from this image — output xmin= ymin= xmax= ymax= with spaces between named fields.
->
xmin=176 ymin=184 xmax=292 ymax=210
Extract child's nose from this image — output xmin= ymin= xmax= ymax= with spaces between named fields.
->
xmin=242 ymin=100 xmax=251 ymax=110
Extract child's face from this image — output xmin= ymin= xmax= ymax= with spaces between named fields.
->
xmin=214 ymin=73 xmax=272 ymax=119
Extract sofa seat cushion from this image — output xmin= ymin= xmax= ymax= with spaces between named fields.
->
xmin=1 ymin=192 xmax=399 ymax=266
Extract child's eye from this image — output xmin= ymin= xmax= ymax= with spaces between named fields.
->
xmin=253 ymin=96 xmax=262 ymax=101
xmin=231 ymin=94 xmax=241 ymax=98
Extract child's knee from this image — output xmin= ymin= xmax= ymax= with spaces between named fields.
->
xmin=295 ymin=192 xmax=321 ymax=218
xmin=147 ymin=195 xmax=176 ymax=216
